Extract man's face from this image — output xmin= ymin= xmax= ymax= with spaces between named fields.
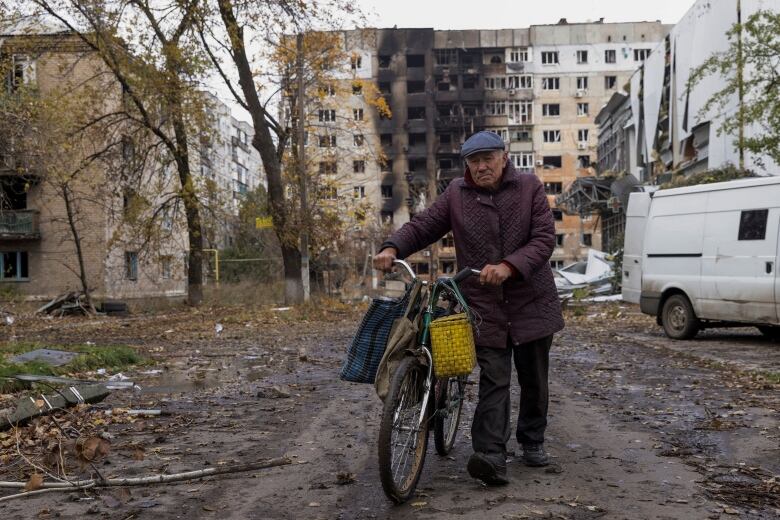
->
xmin=465 ymin=150 xmax=508 ymax=190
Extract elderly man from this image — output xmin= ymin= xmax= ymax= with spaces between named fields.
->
xmin=373 ymin=130 xmax=564 ymax=486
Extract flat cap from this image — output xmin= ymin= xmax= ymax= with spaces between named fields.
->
xmin=460 ymin=131 xmax=505 ymax=158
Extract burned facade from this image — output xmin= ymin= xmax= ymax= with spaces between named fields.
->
xmin=305 ymin=20 xmax=669 ymax=274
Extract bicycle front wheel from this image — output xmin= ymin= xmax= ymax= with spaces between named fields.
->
xmin=377 ymin=356 xmax=430 ymax=503
xmin=433 ymin=376 xmax=465 ymax=455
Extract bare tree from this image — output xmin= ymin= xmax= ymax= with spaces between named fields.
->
xmin=22 ymin=0 xmax=212 ymax=305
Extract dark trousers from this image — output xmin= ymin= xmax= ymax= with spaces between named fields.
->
xmin=471 ymin=335 xmax=553 ymax=455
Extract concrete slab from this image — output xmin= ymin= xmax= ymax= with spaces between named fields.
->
xmin=10 ymin=349 xmax=79 ymax=367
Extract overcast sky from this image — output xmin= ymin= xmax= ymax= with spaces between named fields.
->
xmin=356 ymin=0 xmax=693 ymax=29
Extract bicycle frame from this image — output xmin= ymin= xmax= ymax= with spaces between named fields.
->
xmin=391 ymin=260 xmax=479 ymax=431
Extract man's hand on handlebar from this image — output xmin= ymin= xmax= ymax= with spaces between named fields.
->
xmin=373 ymin=247 xmax=398 ymax=272
xmin=479 ymin=263 xmax=512 ymax=286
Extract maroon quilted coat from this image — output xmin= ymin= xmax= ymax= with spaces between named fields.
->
xmin=383 ymin=161 xmax=564 ymax=347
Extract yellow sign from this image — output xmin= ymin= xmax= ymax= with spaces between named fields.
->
xmin=255 ymin=216 xmax=274 ymax=229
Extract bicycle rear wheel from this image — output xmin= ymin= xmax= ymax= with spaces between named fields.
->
xmin=377 ymin=356 xmax=430 ymax=503
xmin=433 ymin=376 xmax=465 ymax=455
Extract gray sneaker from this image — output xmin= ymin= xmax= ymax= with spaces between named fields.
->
xmin=467 ymin=452 xmax=509 ymax=486
xmin=521 ymin=443 xmax=550 ymax=467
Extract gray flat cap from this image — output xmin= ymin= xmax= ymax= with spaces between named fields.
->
xmin=460 ymin=131 xmax=505 ymax=158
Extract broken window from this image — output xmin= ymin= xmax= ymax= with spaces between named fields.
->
xmin=0 ymin=251 xmax=28 ymax=280
xmin=125 ymin=252 xmax=138 ymax=281
xmin=353 ymin=108 xmax=363 ymax=121
xmin=319 ymin=135 xmax=336 ymax=147
xmin=507 ymin=75 xmax=533 ymax=89
xmin=542 ymin=156 xmax=562 ymax=168
xmin=161 ymin=256 xmax=173 ymax=280
xmin=378 ymin=55 xmax=391 ymax=68
xmin=604 ymin=49 xmax=616 ymax=63
xmin=439 ymin=133 xmax=452 ymax=144
xmin=576 ymin=76 xmax=589 ymax=91
xmin=381 ymin=185 xmax=393 ymax=199
xmin=484 ymin=77 xmax=506 ymax=90
xmin=407 ymin=80 xmax=425 ymax=93
xmin=550 ymin=260 xmax=564 ymax=269
xmin=406 ymin=54 xmax=425 ymax=68
xmin=438 ymin=158 xmax=453 ymax=169
xmin=512 ymin=129 xmax=532 ymax=142
xmin=319 ymin=161 xmax=337 ymax=174
xmin=605 ymin=76 xmax=617 ymax=90
xmin=543 ymin=130 xmax=561 ymax=143
xmin=350 ymin=55 xmax=362 ymax=70
xmin=545 ymin=182 xmax=563 ymax=195
xmin=577 ymin=103 xmax=589 ymax=116
xmin=380 ymin=133 xmax=392 ymax=147
xmin=542 ymin=103 xmax=560 ymax=117
xmin=578 ymin=155 xmax=591 ymax=168
xmin=352 ymin=83 xmax=363 ymax=95
xmin=353 ymin=160 xmax=365 ymax=173
xmin=380 ymin=159 xmax=393 ymax=172
xmin=9 ymin=55 xmax=36 ymax=92
xmin=353 ymin=186 xmax=366 ymax=198
xmin=434 ymin=49 xmax=457 ymax=65
xmin=378 ymin=82 xmax=391 ymax=94
xmin=583 ymin=234 xmax=593 ymax=246
xmin=353 ymin=134 xmax=364 ymax=146
xmin=508 ymin=101 xmax=532 ymax=124
xmin=462 ymin=75 xmax=479 ymax=89
xmin=578 ymin=129 xmax=589 ymax=143
xmin=408 ymin=133 xmax=426 ymax=146
xmin=489 ymin=128 xmax=508 ymax=141
xmin=738 ymin=209 xmax=768 ymax=240
xmin=381 ymin=210 xmax=394 ymax=223
xmin=407 ymin=106 xmax=426 ymax=120
xmin=485 ymin=101 xmax=506 ymax=115
xmin=489 ymin=55 xmax=502 ymax=64
xmin=576 ymin=50 xmax=588 ymax=64
xmin=556 ymin=234 xmax=564 ymax=246
xmin=551 ymin=209 xmax=563 ymax=220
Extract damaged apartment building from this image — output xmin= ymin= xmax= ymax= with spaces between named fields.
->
xmin=0 ymin=23 xmax=257 ymax=302
xmin=307 ymin=19 xmax=669 ymax=276
xmin=596 ymin=0 xmax=780 ymax=185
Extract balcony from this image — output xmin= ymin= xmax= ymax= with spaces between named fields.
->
xmin=0 ymin=210 xmax=40 ymax=239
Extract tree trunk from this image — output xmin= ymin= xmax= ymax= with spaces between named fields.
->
xmin=175 ymin=142 xmax=204 ymax=307
xmin=61 ymin=184 xmax=95 ymax=313
xmin=218 ymin=0 xmax=302 ymax=305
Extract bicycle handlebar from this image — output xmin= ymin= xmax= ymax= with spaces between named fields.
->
xmin=452 ymin=267 xmax=481 ymax=284
xmin=391 ymin=259 xmax=416 ymax=280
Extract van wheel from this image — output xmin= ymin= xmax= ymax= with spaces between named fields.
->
xmin=661 ymin=294 xmax=699 ymax=340
xmin=757 ymin=326 xmax=780 ymax=340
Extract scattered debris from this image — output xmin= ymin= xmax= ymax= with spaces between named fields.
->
xmin=10 ymin=349 xmax=79 ymax=367
xmin=1 ymin=384 xmax=110 ymax=431
xmin=335 ymin=472 xmax=356 ymax=485
xmin=36 ymin=292 xmax=93 ymax=316
xmin=255 ymin=385 xmax=291 ymax=399
xmin=555 ymin=249 xmax=615 ymax=299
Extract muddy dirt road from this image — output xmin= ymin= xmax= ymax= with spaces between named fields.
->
xmin=1 ymin=302 xmax=778 ymax=519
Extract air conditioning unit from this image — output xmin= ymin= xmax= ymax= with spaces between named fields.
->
xmin=575 ymin=90 xmax=585 ymax=98
xmin=577 ymin=142 xmax=587 ymax=150
xmin=535 ymin=159 xmax=544 ymax=166
xmin=508 ymin=89 xmax=516 ymax=96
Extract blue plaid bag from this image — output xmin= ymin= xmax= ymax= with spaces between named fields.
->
xmin=340 ymin=291 xmax=410 ymax=384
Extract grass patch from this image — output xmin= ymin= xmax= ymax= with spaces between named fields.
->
xmin=0 ymin=343 xmax=143 ymax=393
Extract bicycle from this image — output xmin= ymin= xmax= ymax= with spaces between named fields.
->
xmin=377 ymin=259 xmax=480 ymax=503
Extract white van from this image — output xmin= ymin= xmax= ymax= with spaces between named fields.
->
xmin=622 ymin=176 xmax=780 ymax=340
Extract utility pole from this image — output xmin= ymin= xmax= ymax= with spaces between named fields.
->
xmin=297 ymin=33 xmax=310 ymax=301
xmin=736 ymin=0 xmax=746 ymax=170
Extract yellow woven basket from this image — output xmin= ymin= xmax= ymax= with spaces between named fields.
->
xmin=430 ymin=313 xmax=476 ymax=378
